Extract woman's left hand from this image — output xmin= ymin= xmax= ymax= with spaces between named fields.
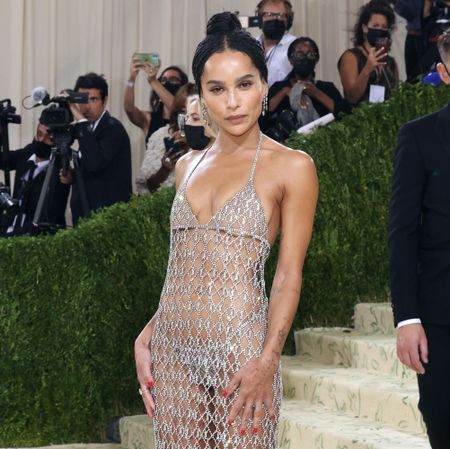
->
xmin=224 ymin=357 xmax=277 ymax=436
xmin=302 ymin=81 xmax=320 ymax=98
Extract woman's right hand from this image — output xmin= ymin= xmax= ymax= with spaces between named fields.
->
xmin=135 ymin=339 xmax=155 ymax=418
xmin=129 ymin=53 xmax=142 ymax=82
xmin=364 ymin=46 xmax=387 ymax=74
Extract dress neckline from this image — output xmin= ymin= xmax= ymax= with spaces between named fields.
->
xmin=181 ymin=134 xmax=263 ymax=227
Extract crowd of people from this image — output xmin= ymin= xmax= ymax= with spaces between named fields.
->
xmin=0 ymin=0 xmax=448 ymax=237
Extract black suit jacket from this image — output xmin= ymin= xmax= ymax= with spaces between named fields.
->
xmin=389 ymin=101 xmax=450 ymax=326
xmin=0 ymin=142 xmax=70 ymax=233
xmin=71 ymin=111 xmax=132 ymax=224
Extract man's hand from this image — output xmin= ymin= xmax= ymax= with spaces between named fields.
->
xmin=396 ymin=323 xmax=428 ymax=374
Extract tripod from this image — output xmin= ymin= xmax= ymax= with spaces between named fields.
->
xmin=32 ymin=132 xmax=90 ymax=233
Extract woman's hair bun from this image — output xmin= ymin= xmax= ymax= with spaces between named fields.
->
xmin=206 ymin=12 xmax=243 ymax=36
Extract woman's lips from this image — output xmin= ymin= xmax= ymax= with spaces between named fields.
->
xmin=226 ymin=114 xmax=247 ymax=125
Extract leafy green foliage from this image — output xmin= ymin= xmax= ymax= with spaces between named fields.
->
xmin=0 ymin=83 xmax=449 ymax=445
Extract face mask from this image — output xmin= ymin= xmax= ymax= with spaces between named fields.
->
xmin=262 ymin=19 xmax=285 ymax=41
xmin=184 ymin=124 xmax=210 ymax=151
xmin=292 ymin=58 xmax=316 ymax=79
xmin=163 ymin=82 xmax=181 ymax=96
xmin=32 ymin=141 xmax=52 ymax=159
xmin=366 ymin=28 xmax=391 ymax=47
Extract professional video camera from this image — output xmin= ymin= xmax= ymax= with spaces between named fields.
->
xmin=30 ymin=88 xmax=91 ymax=229
xmin=434 ymin=1 xmax=450 ymax=32
xmin=264 ymin=110 xmax=299 ymax=143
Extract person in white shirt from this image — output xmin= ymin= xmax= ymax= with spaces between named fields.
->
xmin=257 ymin=0 xmax=297 ymax=87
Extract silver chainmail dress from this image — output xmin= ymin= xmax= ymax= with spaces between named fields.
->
xmin=151 ymin=134 xmax=282 ymax=448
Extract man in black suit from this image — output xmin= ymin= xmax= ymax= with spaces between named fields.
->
xmin=389 ymin=31 xmax=450 ymax=449
xmin=0 ymin=120 xmax=69 ymax=236
xmin=62 ymin=72 xmax=132 ymax=225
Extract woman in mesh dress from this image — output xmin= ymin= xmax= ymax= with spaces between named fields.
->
xmin=134 ymin=12 xmax=318 ymax=449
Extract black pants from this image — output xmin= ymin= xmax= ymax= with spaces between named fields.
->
xmin=405 ymin=33 xmax=425 ymax=83
xmin=417 ymin=323 xmax=450 ymax=449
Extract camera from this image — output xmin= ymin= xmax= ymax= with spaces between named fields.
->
xmin=0 ymin=183 xmax=18 ymax=212
xmin=434 ymin=1 xmax=450 ymax=32
xmin=0 ymin=99 xmax=21 ymax=125
xmin=39 ymin=90 xmax=88 ymax=130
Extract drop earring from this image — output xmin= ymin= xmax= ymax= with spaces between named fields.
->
xmin=200 ymin=103 xmax=210 ymax=128
xmin=261 ymin=95 xmax=268 ymax=116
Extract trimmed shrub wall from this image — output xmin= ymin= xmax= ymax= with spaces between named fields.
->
xmin=1 ymin=83 xmax=449 ymax=445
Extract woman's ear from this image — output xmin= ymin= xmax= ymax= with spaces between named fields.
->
xmin=437 ymin=62 xmax=450 ymax=85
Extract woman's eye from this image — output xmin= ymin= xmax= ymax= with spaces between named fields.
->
xmin=240 ymin=81 xmax=252 ymax=89
xmin=210 ymin=86 xmax=223 ymax=94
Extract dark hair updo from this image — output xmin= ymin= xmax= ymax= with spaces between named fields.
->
xmin=192 ymin=12 xmax=268 ymax=95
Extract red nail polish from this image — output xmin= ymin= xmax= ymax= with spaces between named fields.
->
xmin=147 ymin=379 xmax=154 ymax=388
xmin=252 ymin=427 xmax=258 ymax=434
xmin=270 ymin=414 xmax=276 ymax=420
xmin=227 ymin=419 xmax=232 ymax=426
xmin=240 ymin=428 xmax=246 ymax=436
xmin=222 ymin=390 xmax=228 ymax=398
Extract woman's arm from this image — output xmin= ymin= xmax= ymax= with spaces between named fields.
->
xmin=124 ymin=55 xmax=151 ymax=135
xmin=303 ymin=82 xmax=335 ymax=113
xmin=339 ymin=48 xmax=386 ymax=105
xmin=144 ymin=63 xmax=176 ymax=112
xmin=226 ymin=150 xmax=318 ymax=434
xmin=135 ymin=313 xmax=158 ymax=417
xmin=269 ymin=86 xmax=291 ymax=112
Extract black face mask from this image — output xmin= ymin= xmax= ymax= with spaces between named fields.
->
xmin=366 ymin=28 xmax=391 ymax=47
xmin=163 ymin=82 xmax=181 ymax=96
xmin=32 ymin=141 xmax=52 ymax=159
xmin=292 ymin=58 xmax=316 ymax=79
xmin=184 ymin=125 xmax=210 ymax=151
xmin=262 ymin=19 xmax=286 ymax=41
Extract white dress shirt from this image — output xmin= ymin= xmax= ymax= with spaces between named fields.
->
xmin=259 ymin=32 xmax=297 ymax=87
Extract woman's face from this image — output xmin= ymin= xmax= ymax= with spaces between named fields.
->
xmin=200 ymin=50 xmax=268 ymax=137
xmin=185 ymin=98 xmax=201 ymax=126
xmin=363 ymin=13 xmax=389 ymax=34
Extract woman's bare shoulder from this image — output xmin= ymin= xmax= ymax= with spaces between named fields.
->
xmin=262 ymin=136 xmax=315 ymax=172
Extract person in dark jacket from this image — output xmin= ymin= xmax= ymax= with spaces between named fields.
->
xmin=390 ymin=30 xmax=450 ymax=449
xmin=0 ymin=119 xmax=70 ymax=236
xmin=265 ymin=36 xmax=351 ymax=135
xmin=61 ymin=72 xmax=132 ymax=225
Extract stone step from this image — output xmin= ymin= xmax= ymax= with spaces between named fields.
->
xmin=354 ymin=302 xmax=395 ymax=335
xmin=281 ymin=356 xmax=426 ymax=435
xmin=119 ymin=415 xmax=155 ymax=449
xmin=280 ymin=399 xmax=431 ymax=449
xmin=295 ymin=327 xmax=414 ymax=380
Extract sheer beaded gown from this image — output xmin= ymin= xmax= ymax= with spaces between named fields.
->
xmin=151 ymin=135 xmax=282 ymax=448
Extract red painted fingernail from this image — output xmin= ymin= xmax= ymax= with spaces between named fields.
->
xmin=227 ymin=419 xmax=232 ymax=426
xmin=240 ymin=428 xmax=246 ymax=436
xmin=147 ymin=379 xmax=153 ymax=388
xmin=222 ymin=390 xmax=228 ymax=398
xmin=270 ymin=415 xmax=276 ymax=420
xmin=252 ymin=427 xmax=258 ymax=434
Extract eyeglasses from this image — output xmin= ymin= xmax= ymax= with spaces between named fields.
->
xmin=291 ymin=51 xmax=319 ymax=61
xmin=161 ymin=76 xmax=182 ymax=84
xmin=261 ymin=11 xmax=288 ymax=20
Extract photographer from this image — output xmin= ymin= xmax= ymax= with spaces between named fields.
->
xmin=0 ymin=116 xmax=70 ymax=236
xmin=419 ymin=1 xmax=450 ymax=75
xmin=136 ymin=83 xmax=197 ymax=194
xmin=62 ymin=72 xmax=132 ymax=225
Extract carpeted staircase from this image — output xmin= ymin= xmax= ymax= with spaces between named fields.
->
xmin=8 ymin=303 xmax=431 ymax=449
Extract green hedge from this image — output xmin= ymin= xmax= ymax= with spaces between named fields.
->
xmin=1 ymin=83 xmax=449 ymax=445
